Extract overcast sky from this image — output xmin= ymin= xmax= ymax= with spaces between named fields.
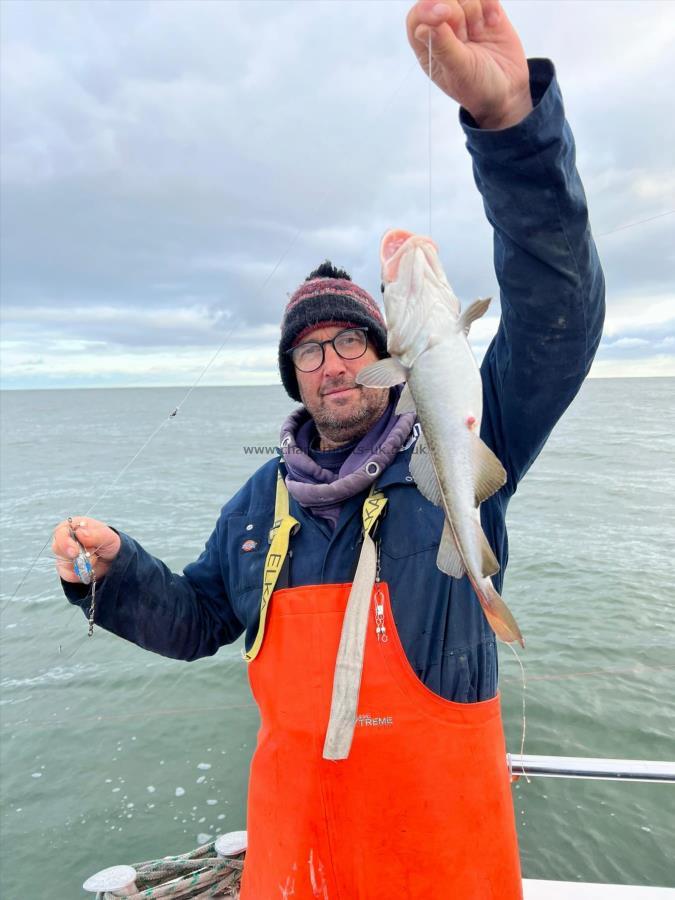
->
xmin=1 ymin=0 xmax=674 ymax=390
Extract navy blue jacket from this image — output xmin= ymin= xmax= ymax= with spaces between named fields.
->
xmin=65 ymin=60 xmax=605 ymax=702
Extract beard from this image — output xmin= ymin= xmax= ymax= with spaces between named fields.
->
xmin=301 ymin=380 xmax=390 ymax=448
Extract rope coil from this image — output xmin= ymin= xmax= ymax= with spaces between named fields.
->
xmin=93 ymin=840 xmax=244 ymax=899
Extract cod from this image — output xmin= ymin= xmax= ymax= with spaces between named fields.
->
xmin=357 ymin=228 xmax=524 ymax=648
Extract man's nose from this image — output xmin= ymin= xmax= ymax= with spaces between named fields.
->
xmin=321 ymin=342 xmax=347 ymax=378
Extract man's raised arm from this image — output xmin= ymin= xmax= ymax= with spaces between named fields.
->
xmin=466 ymin=58 xmax=605 ymax=489
xmin=407 ymin=0 xmax=605 ymax=488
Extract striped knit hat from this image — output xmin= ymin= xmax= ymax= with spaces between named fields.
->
xmin=279 ymin=263 xmax=388 ymax=402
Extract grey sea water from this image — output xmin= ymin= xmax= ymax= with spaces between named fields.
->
xmin=1 ymin=379 xmax=674 ymax=898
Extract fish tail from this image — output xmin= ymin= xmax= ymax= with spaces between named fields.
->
xmin=474 ymin=579 xmax=525 ymax=649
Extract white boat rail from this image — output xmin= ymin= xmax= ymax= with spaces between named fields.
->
xmin=83 ymin=762 xmax=675 ymax=898
xmin=523 ymin=880 xmax=675 ymax=898
xmin=508 ymin=754 xmax=675 ymax=783
xmin=511 ymin=755 xmax=675 ymax=895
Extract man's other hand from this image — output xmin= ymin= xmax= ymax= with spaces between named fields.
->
xmin=53 ymin=517 xmax=121 ymax=583
xmin=406 ymin=0 xmax=533 ymax=129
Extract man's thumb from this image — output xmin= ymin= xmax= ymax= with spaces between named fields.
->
xmin=76 ymin=525 xmax=117 ymax=558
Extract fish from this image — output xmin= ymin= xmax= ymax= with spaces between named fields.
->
xmin=356 ymin=228 xmax=524 ymax=647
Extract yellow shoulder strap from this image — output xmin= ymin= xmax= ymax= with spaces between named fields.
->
xmin=244 ymin=470 xmax=299 ymax=662
xmin=244 ymin=475 xmax=387 ymax=663
xmin=362 ymin=486 xmax=387 ymax=537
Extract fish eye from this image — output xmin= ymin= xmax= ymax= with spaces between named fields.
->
xmin=380 ymin=281 xmax=385 ymax=294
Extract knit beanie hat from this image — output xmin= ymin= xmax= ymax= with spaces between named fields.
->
xmin=279 ymin=263 xmax=388 ymax=401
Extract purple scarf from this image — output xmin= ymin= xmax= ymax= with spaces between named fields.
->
xmin=280 ymin=391 xmax=416 ymax=527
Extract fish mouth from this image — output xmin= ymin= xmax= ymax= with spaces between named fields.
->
xmin=380 ymin=229 xmax=438 ymax=283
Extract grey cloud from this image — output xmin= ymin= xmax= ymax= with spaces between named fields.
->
xmin=602 ymin=318 xmax=675 ymax=350
xmin=1 ymin=0 xmax=674 ymax=386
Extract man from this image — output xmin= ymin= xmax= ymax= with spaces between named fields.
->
xmin=54 ymin=1 xmax=605 ymax=897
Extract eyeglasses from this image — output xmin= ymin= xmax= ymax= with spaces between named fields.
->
xmin=288 ymin=327 xmax=369 ymax=373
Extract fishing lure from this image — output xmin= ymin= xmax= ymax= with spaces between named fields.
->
xmin=67 ymin=517 xmax=97 ymax=636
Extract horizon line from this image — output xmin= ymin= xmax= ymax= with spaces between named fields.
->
xmin=2 ymin=372 xmax=674 ymax=392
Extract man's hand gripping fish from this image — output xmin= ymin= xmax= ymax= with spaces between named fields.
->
xmin=357 ymin=229 xmax=524 ymax=648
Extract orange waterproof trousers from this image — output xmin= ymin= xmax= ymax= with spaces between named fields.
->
xmin=240 ymin=582 xmax=522 ymax=899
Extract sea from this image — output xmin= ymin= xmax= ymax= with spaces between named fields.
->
xmin=1 ymin=378 xmax=674 ymax=898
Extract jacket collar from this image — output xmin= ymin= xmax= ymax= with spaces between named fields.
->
xmin=276 ymin=422 xmax=420 ymax=496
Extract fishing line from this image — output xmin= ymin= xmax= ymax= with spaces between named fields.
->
xmin=3 ymin=320 xmax=239 ymax=625
xmin=17 ymin=43 xmax=673 ymax=685
xmin=83 ymin=236 xmax=299 ymax=523
xmin=7 ymin=59 xmax=424 ymax=668
xmin=4 ymin=241 xmax=300 ymax=644
xmin=501 ymin=662 xmax=675 ymax=684
xmin=505 ymin=642 xmax=530 ymax=784
xmin=8 ymin=67 xmax=670 ymax=633
xmin=597 ymin=208 xmax=674 ymax=238
xmin=427 ymin=30 xmax=433 ymax=238
xmin=11 ymin=662 xmax=675 ymax=733
xmin=5 ymin=534 xmax=55 ymax=611
xmin=5 ymin=59 xmax=420 ymax=603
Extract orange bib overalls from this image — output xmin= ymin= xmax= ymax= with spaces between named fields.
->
xmin=240 ymin=474 xmax=522 ymax=899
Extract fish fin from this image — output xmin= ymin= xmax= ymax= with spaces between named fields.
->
xmin=476 ymin=579 xmax=524 ymax=648
xmin=473 ymin=518 xmax=500 ymax=577
xmin=437 ymin=519 xmax=466 ymax=578
xmin=395 ymin=384 xmax=416 ymax=414
xmin=459 ymin=297 xmax=491 ymax=336
xmin=471 ymin=433 xmax=507 ymax=505
xmin=355 ymin=358 xmax=408 ymax=388
xmin=409 ymin=433 xmax=443 ymax=507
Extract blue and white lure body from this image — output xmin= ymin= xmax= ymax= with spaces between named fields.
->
xmin=72 ymin=545 xmax=93 ymax=585
xmin=67 ymin=517 xmax=97 ymax=635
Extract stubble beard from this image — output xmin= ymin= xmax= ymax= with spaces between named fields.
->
xmin=303 ymin=384 xmax=390 ymax=448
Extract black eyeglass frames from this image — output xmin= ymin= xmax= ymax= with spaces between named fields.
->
xmin=287 ymin=327 xmax=369 ymax=373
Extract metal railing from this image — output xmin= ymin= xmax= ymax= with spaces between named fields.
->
xmin=508 ymin=754 xmax=675 ymax=783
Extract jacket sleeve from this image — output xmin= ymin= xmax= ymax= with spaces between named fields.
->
xmin=62 ymin=504 xmax=245 ymax=661
xmin=462 ymin=59 xmax=605 ymax=494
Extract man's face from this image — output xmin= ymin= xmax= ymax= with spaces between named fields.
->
xmin=294 ymin=325 xmax=390 ymax=448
